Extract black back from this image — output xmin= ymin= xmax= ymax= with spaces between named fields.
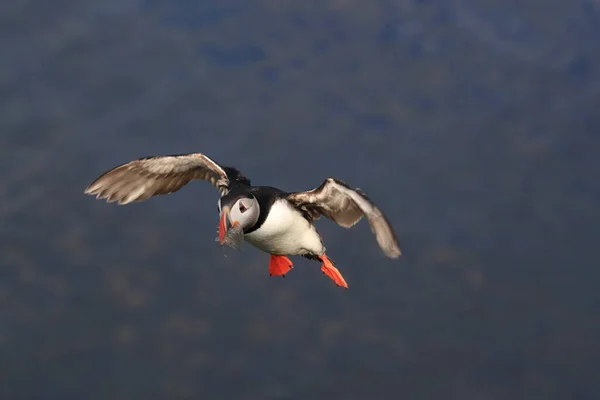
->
xmin=223 ymin=166 xmax=251 ymax=186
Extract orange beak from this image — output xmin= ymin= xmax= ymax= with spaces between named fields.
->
xmin=218 ymin=206 xmax=241 ymax=244
xmin=218 ymin=206 xmax=231 ymax=244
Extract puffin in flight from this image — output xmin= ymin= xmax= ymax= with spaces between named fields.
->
xmin=84 ymin=153 xmax=401 ymax=288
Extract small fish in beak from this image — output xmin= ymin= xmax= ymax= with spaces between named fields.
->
xmin=223 ymin=224 xmax=244 ymax=250
xmin=218 ymin=206 xmax=244 ymax=250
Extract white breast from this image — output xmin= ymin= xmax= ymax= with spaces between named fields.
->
xmin=245 ymin=199 xmax=325 ymax=256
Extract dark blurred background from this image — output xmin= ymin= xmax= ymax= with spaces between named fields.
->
xmin=2 ymin=1 xmax=599 ymax=399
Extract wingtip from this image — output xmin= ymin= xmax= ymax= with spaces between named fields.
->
xmin=385 ymin=245 xmax=402 ymax=259
xmin=84 ymin=181 xmax=100 ymax=196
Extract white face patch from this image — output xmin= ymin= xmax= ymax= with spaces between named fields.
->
xmin=228 ymin=197 xmax=260 ymax=230
xmin=238 ymin=198 xmax=251 ymax=213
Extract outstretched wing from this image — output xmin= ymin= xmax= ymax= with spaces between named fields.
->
xmin=287 ymin=178 xmax=401 ymax=258
xmin=84 ymin=153 xmax=250 ymax=205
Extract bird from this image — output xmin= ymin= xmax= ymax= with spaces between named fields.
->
xmin=84 ymin=152 xmax=401 ymax=288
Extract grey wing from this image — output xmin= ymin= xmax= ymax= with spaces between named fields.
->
xmin=84 ymin=153 xmax=240 ymax=204
xmin=287 ymin=178 xmax=401 ymax=258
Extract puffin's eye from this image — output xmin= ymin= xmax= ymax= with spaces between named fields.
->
xmin=239 ymin=202 xmax=247 ymax=213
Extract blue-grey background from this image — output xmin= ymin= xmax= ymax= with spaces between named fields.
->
xmin=1 ymin=1 xmax=599 ymax=399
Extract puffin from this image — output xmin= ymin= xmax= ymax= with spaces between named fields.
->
xmin=84 ymin=152 xmax=401 ymax=288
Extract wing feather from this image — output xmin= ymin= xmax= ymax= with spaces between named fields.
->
xmin=288 ymin=178 xmax=401 ymax=258
xmin=85 ymin=153 xmax=247 ymax=204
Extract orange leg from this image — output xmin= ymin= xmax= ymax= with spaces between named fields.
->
xmin=269 ymin=255 xmax=293 ymax=277
xmin=319 ymin=255 xmax=348 ymax=289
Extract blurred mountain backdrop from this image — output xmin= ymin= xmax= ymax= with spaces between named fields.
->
xmin=1 ymin=1 xmax=599 ymax=399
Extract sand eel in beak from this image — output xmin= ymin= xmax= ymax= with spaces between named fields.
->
xmin=85 ymin=152 xmax=401 ymax=289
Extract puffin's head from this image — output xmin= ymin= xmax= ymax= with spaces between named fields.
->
xmin=217 ymin=192 xmax=259 ymax=249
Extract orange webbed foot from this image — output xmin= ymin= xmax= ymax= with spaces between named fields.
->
xmin=319 ymin=255 xmax=348 ymax=289
xmin=269 ymin=255 xmax=293 ymax=277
